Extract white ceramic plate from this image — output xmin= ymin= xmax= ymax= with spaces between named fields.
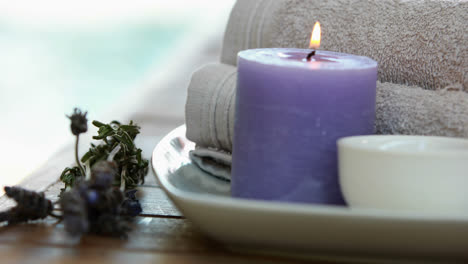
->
xmin=152 ymin=125 xmax=468 ymax=262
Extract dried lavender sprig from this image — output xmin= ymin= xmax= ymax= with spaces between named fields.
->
xmin=0 ymin=186 xmax=57 ymax=225
xmin=66 ymin=108 xmax=88 ymax=177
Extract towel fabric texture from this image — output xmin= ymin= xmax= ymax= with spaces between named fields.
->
xmin=186 ymin=63 xmax=237 ymax=151
xmin=186 ymin=63 xmax=468 ymax=153
xmin=222 ymin=0 xmax=467 ymax=91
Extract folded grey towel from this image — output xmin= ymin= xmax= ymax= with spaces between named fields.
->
xmin=189 ymin=148 xmax=232 ymax=181
xmin=186 ymin=63 xmax=468 ymax=153
xmin=222 ymin=0 xmax=467 ymax=91
xmin=186 ymin=63 xmax=237 ymax=150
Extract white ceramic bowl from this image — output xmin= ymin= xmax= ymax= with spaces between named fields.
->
xmin=338 ymin=135 xmax=468 ymax=213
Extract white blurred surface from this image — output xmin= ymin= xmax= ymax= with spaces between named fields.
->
xmin=0 ymin=1 xmax=232 ymax=26
xmin=0 ymin=0 xmax=234 ymax=187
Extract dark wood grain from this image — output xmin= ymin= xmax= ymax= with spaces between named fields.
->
xmin=0 ymin=217 xmax=210 ymax=252
xmin=138 ymin=187 xmax=182 ymax=217
xmin=0 ymin=218 xmax=341 ymax=264
xmin=0 ymin=244 xmax=325 ymax=264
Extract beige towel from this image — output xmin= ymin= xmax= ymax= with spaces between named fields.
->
xmin=186 ymin=63 xmax=468 ymax=152
xmin=222 ymin=0 xmax=467 ymax=91
xmin=186 ymin=63 xmax=237 ymax=150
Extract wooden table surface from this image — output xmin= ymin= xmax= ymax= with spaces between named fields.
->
xmin=0 ymin=168 xmax=318 ymax=264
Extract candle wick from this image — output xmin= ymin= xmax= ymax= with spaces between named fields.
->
xmin=306 ymin=50 xmax=316 ymax=61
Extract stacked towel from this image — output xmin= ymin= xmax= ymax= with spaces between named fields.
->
xmin=186 ymin=0 xmax=468 ymax=156
xmin=222 ymin=0 xmax=467 ymax=90
xmin=186 ymin=63 xmax=237 ymax=151
xmin=186 ymin=64 xmax=468 ymax=153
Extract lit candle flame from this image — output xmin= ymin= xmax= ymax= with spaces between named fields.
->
xmin=309 ymin=21 xmax=321 ymax=49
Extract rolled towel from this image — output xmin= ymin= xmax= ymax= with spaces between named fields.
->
xmin=376 ymin=82 xmax=468 ymax=136
xmin=185 ymin=63 xmax=468 ymax=153
xmin=185 ymin=63 xmax=237 ymax=151
xmin=222 ymin=0 xmax=468 ymax=91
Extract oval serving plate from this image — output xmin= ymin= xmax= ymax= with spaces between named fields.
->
xmin=152 ymin=125 xmax=468 ymax=261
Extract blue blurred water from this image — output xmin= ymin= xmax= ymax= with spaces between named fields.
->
xmin=0 ymin=22 xmax=189 ymax=184
xmin=0 ymin=23 xmax=188 ymax=113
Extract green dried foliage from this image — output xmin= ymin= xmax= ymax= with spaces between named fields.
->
xmin=60 ymin=120 xmax=148 ymax=191
xmin=60 ymin=167 xmax=83 ymax=192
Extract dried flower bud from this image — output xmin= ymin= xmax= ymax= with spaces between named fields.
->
xmin=121 ymin=189 xmax=142 ymax=217
xmin=90 ymin=161 xmax=118 ymax=190
xmin=60 ymin=183 xmax=89 ymax=237
xmin=0 ymin=186 xmax=53 ymax=225
xmin=67 ymin=108 xmax=88 ymax=135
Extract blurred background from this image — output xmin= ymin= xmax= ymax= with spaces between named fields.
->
xmin=0 ymin=0 xmax=235 ymax=187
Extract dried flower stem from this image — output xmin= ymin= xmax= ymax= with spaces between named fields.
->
xmin=120 ymin=165 xmax=127 ymax=191
xmin=84 ymin=160 xmax=91 ymax=180
xmin=107 ymin=144 xmax=122 ymax=162
xmin=75 ymin=135 xmax=86 ymax=177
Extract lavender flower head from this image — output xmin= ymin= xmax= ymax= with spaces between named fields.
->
xmin=67 ymin=108 xmax=88 ymax=135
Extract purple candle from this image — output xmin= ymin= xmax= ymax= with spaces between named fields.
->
xmin=231 ymin=48 xmax=377 ymax=205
